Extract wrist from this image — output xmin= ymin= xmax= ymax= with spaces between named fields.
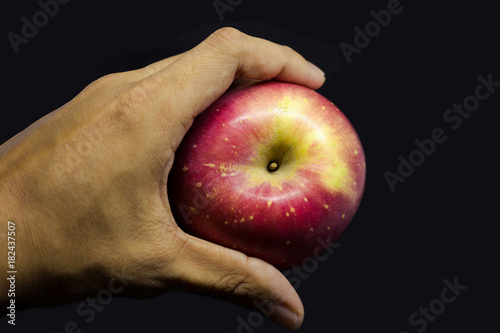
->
xmin=0 ymin=143 xmax=110 ymax=308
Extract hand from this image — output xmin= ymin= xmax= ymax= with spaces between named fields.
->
xmin=0 ymin=27 xmax=325 ymax=329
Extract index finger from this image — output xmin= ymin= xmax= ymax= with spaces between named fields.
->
xmin=144 ymin=27 xmax=326 ymax=124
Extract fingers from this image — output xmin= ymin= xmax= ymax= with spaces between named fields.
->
xmin=143 ymin=27 xmax=325 ymax=127
xmin=168 ymin=233 xmax=304 ymax=330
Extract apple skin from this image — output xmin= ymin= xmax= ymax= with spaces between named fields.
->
xmin=168 ymin=81 xmax=366 ymax=269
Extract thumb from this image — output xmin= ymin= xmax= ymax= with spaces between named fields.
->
xmin=168 ymin=233 xmax=304 ymax=330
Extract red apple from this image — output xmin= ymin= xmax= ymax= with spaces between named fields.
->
xmin=168 ymin=81 xmax=366 ymax=269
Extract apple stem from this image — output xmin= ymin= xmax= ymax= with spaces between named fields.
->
xmin=268 ymin=162 xmax=278 ymax=172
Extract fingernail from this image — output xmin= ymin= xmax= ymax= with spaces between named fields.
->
xmin=270 ymin=303 xmax=302 ymax=330
xmin=308 ymin=61 xmax=325 ymax=78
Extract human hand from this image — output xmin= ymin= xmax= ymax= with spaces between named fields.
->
xmin=0 ymin=27 xmax=325 ymax=329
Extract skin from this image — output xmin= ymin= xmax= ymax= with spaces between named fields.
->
xmin=0 ymin=28 xmax=325 ymax=330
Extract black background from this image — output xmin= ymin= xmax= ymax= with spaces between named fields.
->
xmin=1 ymin=0 xmax=498 ymax=332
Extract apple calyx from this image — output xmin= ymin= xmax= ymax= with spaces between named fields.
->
xmin=267 ymin=161 xmax=279 ymax=172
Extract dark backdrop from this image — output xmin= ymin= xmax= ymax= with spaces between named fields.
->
xmin=1 ymin=1 xmax=498 ymax=332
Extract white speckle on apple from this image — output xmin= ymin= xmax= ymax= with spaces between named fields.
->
xmin=290 ymin=207 xmax=295 ymax=213
xmin=249 ymin=215 xmax=253 ymax=220
xmin=324 ymin=204 xmax=329 ymax=209
xmin=327 ymin=226 xmax=331 ymax=230
xmin=286 ymin=240 xmax=291 ymax=245
xmin=354 ymin=149 xmax=358 ymax=155
xmin=224 ymin=138 xmax=229 ymax=141
xmin=206 ymin=215 xmax=209 ymax=218
xmin=193 ymin=144 xmax=197 ymax=148
xmin=240 ymin=218 xmax=245 ymax=222
xmin=304 ymin=197 xmax=308 ymax=202
xmin=190 ymin=207 xmax=197 ymax=212
xmin=182 ymin=166 xmax=188 ymax=172
xmin=310 ymin=228 xmax=314 ymax=232
xmin=322 ymin=106 xmax=326 ymax=110
xmin=221 ymin=173 xmax=227 ymax=177
xmin=224 ymin=221 xmax=228 ymax=225
xmin=267 ymin=200 xmax=273 ymax=207
xmin=203 ymin=163 xmax=216 ymax=168
xmin=342 ymin=213 xmax=346 ymax=219
xmin=286 ymin=212 xmax=290 ymax=217
xmin=354 ymin=181 xmax=357 ymax=186
xmin=196 ymin=182 xmax=202 ymax=188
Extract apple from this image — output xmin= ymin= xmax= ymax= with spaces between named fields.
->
xmin=168 ymin=81 xmax=366 ymax=269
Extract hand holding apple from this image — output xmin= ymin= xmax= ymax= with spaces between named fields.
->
xmin=0 ymin=28 xmax=326 ymax=329
xmin=169 ymin=81 xmax=366 ymax=269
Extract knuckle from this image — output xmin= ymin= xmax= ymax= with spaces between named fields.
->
xmin=88 ymin=73 xmax=122 ymax=92
xmin=78 ymin=72 xmax=130 ymax=103
xmin=211 ymin=255 xmax=254 ymax=297
xmin=119 ymin=80 xmax=151 ymax=107
xmin=277 ymin=44 xmax=297 ymax=68
xmin=213 ymin=27 xmax=244 ymax=41
xmin=206 ymin=27 xmax=246 ymax=52
xmin=279 ymin=44 xmax=295 ymax=57
xmin=215 ymin=270 xmax=252 ymax=298
xmin=111 ymin=78 xmax=158 ymax=125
